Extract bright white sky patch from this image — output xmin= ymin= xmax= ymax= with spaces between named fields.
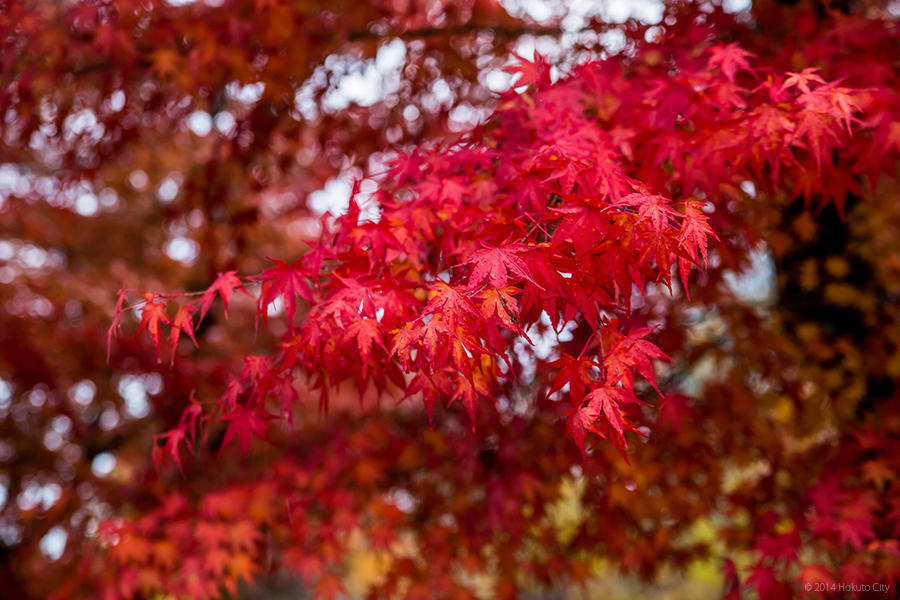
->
xmin=75 ymin=193 xmax=98 ymax=216
xmin=63 ymin=109 xmax=102 ymax=142
xmin=91 ymin=452 xmax=117 ymax=477
xmin=227 ymin=81 xmax=265 ymax=104
xmin=723 ymin=0 xmax=752 ymax=13
xmin=117 ymin=374 xmax=161 ymax=419
xmin=40 ymin=526 xmax=67 ymax=560
xmin=0 ymin=379 xmax=12 ymax=408
xmin=484 ymin=69 xmax=514 ymax=92
xmin=309 ymin=178 xmax=351 ymax=216
xmin=158 ymin=177 xmax=179 ymax=203
xmin=18 ymin=245 xmax=47 ymax=269
xmin=18 ymin=482 xmax=62 ymax=511
xmin=165 ymin=236 xmax=200 ymax=265
xmin=118 ymin=376 xmax=150 ymax=418
xmin=724 ymin=246 xmax=775 ymax=304
xmin=187 ymin=111 xmax=213 ymax=136
xmin=214 ymin=111 xmax=237 ymax=136
xmin=740 ymin=180 xmax=757 ymax=197
xmin=68 ymin=379 xmax=96 ymax=406
xmin=403 ymin=105 xmax=420 ymax=121
xmin=504 ymin=0 xmax=665 ymax=29
xmin=267 ymin=294 xmax=284 ymax=318
xmin=109 ymin=90 xmax=126 ymax=112
xmin=322 ymin=39 xmax=406 ymax=111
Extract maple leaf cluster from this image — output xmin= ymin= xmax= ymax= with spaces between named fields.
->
xmin=2 ymin=1 xmax=900 ymax=599
xmin=113 ymin=16 xmax=872 ymax=466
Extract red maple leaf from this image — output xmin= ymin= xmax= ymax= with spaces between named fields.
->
xmin=755 ymin=530 xmax=801 ymax=566
xmin=477 ymin=286 xmax=526 ymax=335
xmin=423 ymin=281 xmax=480 ymax=325
xmin=153 ymin=429 xmax=188 ymax=473
xmin=256 ymin=258 xmax=315 ymax=327
xmin=199 ymin=271 xmax=247 ymax=321
xmin=136 ymin=293 xmax=171 ymax=363
xmin=677 ymin=201 xmax=717 ymax=268
xmin=781 ymin=67 xmax=826 ymax=95
xmin=603 ymin=326 xmax=670 ymax=392
xmin=746 ymin=564 xmax=792 ymax=600
xmin=565 ymin=400 xmax=600 ymax=458
xmin=221 ymin=405 xmax=270 ymax=455
xmin=107 ymin=288 xmax=129 ymax=362
xmin=548 ymin=353 xmax=597 ymax=404
xmin=707 ymin=43 xmax=755 ymax=82
xmin=615 ymin=192 xmax=678 ymax=237
xmin=585 ymin=386 xmax=626 ymax=442
xmin=504 ymin=51 xmax=551 ymax=89
xmin=448 ymin=375 xmax=480 ymax=432
xmin=465 ymin=243 xmax=538 ymax=291
xmin=168 ymin=303 xmax=199 ymax=367
xmin=344 ymin=318 xmax=386 ymax=377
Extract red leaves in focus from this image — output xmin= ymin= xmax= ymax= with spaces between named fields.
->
xmin=88 ymin=4 xmax=900 ymax=599
xmin=136 ymin=294 xmax=171 ymax=363
xmin=200 ymin=271 xmax=246 ymax=320
xmin=256 ymin=258 xmax=315 ymax=327
xmin=504 ymin=51 xmax=552 ymax=89
xmin=465 ymin=243 xmax=537 ymax=291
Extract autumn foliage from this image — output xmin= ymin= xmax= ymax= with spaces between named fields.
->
xmin=1 ymin=0 xmax=900 ymax=598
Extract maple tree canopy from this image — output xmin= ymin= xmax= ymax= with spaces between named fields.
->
xmin=1 ymin=0 xmax=899 ymax=598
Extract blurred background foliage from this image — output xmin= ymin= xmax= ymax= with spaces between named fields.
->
xmin=1 ymin=0 xmax=899 ymax=598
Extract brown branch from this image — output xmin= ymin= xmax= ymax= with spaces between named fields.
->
xmin=66 ymin=23 xmax=572 ymax=78
xmin=349 ymin=23 xmax=569 ymax=42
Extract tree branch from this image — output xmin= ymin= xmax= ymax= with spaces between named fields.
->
xmin=349 ymin=23 xmax=569 ymax=42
